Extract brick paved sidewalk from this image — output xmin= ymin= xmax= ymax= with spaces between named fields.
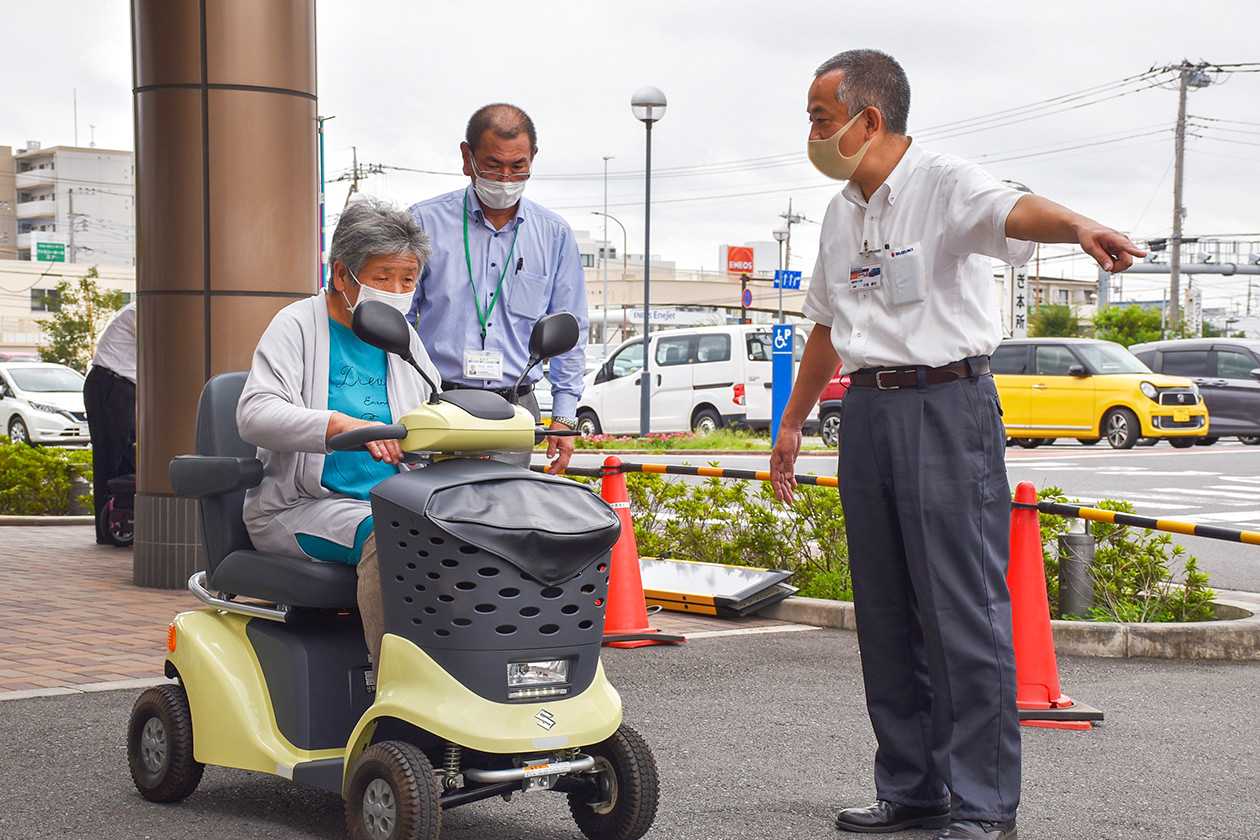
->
xmin=0 ymin=525 xmax=197 ymax=698
xmin=0 ymin=524 xmax=791 ymax=701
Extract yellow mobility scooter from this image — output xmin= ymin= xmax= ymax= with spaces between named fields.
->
xmin=126 ymin=305 xmax=659 ymax=840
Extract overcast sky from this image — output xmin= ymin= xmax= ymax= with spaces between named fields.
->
xmin=5 ymin=0 xmax=1259 ymax=310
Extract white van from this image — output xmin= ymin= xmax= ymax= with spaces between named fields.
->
xmin=575 ymin=324 xmax=814 ymax=435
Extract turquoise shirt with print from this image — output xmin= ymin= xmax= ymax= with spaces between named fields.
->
xmin=296 ymin=317 xmax=395 ymax=564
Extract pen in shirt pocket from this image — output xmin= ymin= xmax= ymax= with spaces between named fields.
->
xmin=516 ymin=257 xmax=524 ymax=274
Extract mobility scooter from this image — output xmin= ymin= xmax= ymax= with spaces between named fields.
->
xmin=126 ymin=304 xmax=659 ymax=840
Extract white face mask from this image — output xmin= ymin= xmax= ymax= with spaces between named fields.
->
xmin=807 ymin=109 xmax=874 ymax=181
xmin=342 ymin=267 xmax=415 ymax=316
xmin=473 ymin=174 xmax=527 ymax=210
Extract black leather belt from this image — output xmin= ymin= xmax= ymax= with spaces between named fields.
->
xmin=92 ymin=365 xmax=132 ymax=382
xmin=849 ymin=357 xmax=990 ymax=390
xmin=440 ymin=381 xmax=533 ymax=399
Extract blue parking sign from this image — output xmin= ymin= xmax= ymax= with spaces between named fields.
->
xmin=771 ymin=324 xmax=794 ymax=445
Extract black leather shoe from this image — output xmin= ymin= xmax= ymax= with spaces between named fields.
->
xmin=934 ymin=819 xmax=1017 ymax=839
xmin=835 ymin=800 xmax=951 ymax=833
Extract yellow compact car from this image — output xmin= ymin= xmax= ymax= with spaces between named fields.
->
xmin=990 ymin=338 xmax=1208 ymax=449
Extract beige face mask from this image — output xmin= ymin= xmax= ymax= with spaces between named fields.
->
xmin=807 ymin=109 xmax=873 ymax=181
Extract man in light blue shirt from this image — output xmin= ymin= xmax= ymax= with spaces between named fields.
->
xmin=408 ymin=103 xmax=588 ymax=474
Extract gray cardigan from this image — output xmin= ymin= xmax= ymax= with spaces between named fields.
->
xmin=237 ymin=295 xmax=440 ymax=560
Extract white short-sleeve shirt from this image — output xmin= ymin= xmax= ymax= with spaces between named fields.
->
xmin=802 ymin=142 xmax=1034 ymax=373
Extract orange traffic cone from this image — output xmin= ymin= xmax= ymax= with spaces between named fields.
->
xmin=1007 ymin=480 xmax=1101 ymax=730
xmin=599 ymin=456 xmax=685 ymax=648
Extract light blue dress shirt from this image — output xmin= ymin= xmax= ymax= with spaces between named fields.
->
xmin=407 ymin=186 xmax=589 ymax=418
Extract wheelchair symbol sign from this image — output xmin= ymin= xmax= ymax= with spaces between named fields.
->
xmin=772 ymin=324 xmax=793 ymax=354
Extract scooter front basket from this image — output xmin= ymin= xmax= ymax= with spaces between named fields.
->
xmin=371 ymin=459 xmax=621 ymax=702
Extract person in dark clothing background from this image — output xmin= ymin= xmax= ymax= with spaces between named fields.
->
xmin=84 ymin=301 xmax=136 ymax=545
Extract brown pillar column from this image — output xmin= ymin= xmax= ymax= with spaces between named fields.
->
xmin=131 ymin=0 xmax=318 ymax=587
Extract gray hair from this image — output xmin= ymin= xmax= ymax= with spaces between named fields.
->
xmin=815 ymin=49 xmax=911 ymax=136
xmin=328 ymin=196 xmax=432 ymax=277
xmin=465 ymin=103 xmax=538 ymax=153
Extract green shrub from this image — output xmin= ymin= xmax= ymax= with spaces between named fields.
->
xmin=1083 ymin=499 xmax=1215 ymax=623
xmin=619 ymin=467 xmax=851 ymax=600
xmin=0 ymin=442 xmax=93 ymax=515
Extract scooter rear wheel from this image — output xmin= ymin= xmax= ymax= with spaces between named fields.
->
xmin=346 ymin=740 xmax=441 ymax=840
xmin=127 ymin=683 xmax=204 ymax=802
xmin=568 ymin=723 xmax=659 ymax=840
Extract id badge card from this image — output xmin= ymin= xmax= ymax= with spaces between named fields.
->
xmin=463 ymin=349 xmax=504 ymax=381
xmin=849 ymin=252 xmax=882 ymax=291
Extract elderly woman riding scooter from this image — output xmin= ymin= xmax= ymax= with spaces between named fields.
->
xmin=236 ymin=196 xmax=441 ymax=670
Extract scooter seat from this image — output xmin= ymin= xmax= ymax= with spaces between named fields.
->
xmin=211 ymin=548 xmax=359 ymax=611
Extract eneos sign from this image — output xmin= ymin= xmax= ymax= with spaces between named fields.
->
xmin=726 ymin=246 xmax=753 ymax=275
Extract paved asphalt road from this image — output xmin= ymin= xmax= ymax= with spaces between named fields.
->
xmin=3 ymin=625 xmax=1259 ymax=839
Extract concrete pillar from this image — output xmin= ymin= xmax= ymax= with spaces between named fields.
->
xmin=131 ymin=0 xmax=318 ymax=587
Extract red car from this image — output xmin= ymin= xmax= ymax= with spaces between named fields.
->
xmin=817 ymin=367 xmax=849 ymax=447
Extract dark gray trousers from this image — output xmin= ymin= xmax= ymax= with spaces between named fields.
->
xmin=838 ymin=371 xmax=1020 ymax=822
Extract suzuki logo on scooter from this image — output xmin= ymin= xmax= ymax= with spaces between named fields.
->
xmin=535 ymin=710 xmax=557 ymax=731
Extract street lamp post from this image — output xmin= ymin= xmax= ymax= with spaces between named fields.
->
xmin=772 ymin=224 xmax=789 ymax=324
xmin=632 ymin=85 xmax=666 ymax=437
xmin=600 ymin=155 xmax=613 ymax=354
xmin=591 ymin=210 xmax=627 ymax=349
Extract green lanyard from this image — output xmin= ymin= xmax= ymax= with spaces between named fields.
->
xmin=463 ymin=189 xmax=519 ymax=348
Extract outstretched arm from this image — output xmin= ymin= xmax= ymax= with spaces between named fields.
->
xmin=1006 ymin=194 xmax=1146 ymax=273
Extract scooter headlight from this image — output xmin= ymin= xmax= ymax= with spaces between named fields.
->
xmin=507 ymin=659 xmax=571 ymax=700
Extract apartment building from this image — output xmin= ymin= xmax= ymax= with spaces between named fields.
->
xmin=5 ymin=142 xmax=135 ymax=267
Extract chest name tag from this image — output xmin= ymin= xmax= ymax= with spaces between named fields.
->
xmin=849 ymin=256 xmax=882 ymax=291
xmin=463 ymin=349 xmax=504 ymax=381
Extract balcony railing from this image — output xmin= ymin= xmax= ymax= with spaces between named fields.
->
xmin=15 ymin=200 xmax=56 ymax=220
xmin=15 ymin=169 xmax=56 ymax=189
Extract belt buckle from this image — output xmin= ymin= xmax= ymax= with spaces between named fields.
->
xmin=876 ymin=369 xmax=900 ymax=390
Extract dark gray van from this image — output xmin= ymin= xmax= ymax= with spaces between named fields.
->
xmin=1128 ymin=338 xmax=1260 ymax=445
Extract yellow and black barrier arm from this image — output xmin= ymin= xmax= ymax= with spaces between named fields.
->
xmin=554 ymin=461 xmax=839 ymax=488
xmin=1019 ymin=500 xmax=1260 ymax=547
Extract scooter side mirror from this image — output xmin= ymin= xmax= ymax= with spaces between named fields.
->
xmin=528 ymin=312 xmax=580 ymax=362
xmin=351 ymin=300 xmax=441 ymax=403
xmin=352 ymin=300 xmax=415 ymax=359
xmin=508 ymin=312 xmax=581 ymax=406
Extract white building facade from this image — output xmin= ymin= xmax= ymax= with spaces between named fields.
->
xmin=8 ymin=142 xmax=136 ymax=267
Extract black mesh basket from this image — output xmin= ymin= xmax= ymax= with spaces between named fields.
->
xmin=371 ymin=459 xmax=621 ymax=702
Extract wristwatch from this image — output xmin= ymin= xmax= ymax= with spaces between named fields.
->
xmin=550 ymin=415 xmax=578 ymax=429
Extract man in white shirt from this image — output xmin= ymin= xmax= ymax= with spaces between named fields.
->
xmin=84 ymin=301 xmax=137 ymax=545
xmin=770 ymin=50 xmax=1143 ymax=840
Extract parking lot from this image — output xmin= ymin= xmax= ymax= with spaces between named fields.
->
xmin=3 ymin=523 xmax=1260 ymax=839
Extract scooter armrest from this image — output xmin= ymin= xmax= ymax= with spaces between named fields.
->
xmin=169 ymin=454 xmax=264 ymax=497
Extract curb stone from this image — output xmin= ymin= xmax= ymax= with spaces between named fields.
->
xmin=762 ymin=592 xmax=1260 ymax=661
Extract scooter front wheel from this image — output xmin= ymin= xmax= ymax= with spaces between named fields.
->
xmin=568 ymin=723 xmax=659 ymax=840
xmin=346 ymin=740 xmax=441 ymax=840
xmin=127 ymin=683 xmax=204 ymax=802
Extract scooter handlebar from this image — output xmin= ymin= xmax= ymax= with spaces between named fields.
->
xmin=535 ymin=427 xmax=581 ymax=443
xmin=329 ymin=423 xmax=408 ymax=451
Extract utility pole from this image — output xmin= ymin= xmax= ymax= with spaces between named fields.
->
xmin=1167 ymin=60 xmax=1213 ymax=329
xmin=337 ymin=147 xmax=383 ymax=209
xmin=778 ymin=198 xmax=807 ymax=275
